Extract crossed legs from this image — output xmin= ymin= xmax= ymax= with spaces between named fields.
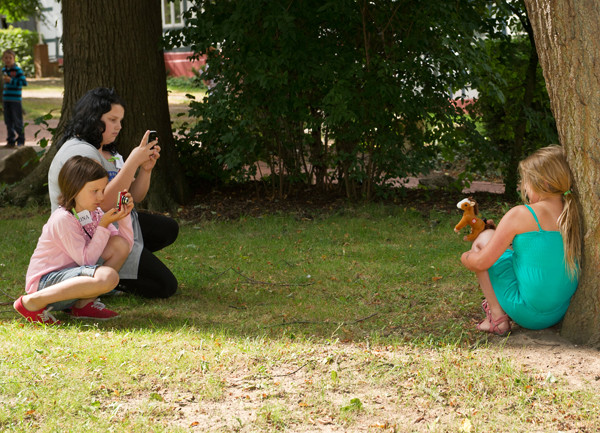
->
xmin=21 ymin=235 xmax=130 ymax=312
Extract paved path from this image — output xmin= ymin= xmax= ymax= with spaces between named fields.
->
xmin=399 ymin=176 xmax=504 ymax=194
xmin=0 ymin=83 xmax=60 ymax=147
xmin=0 ymin=120 xmax=58 ymax=148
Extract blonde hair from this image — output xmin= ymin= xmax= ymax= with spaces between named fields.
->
xmin=519 ymin=145 xmax=581 ymax=277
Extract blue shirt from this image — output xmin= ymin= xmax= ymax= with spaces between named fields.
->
xmin=2 ymin=64 xmax=27 ymax=102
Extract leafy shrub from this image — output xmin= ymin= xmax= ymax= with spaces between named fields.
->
xmin=165 ymin=0 xmax=487 ymax=199
xmin=469 ymin=17 xmax=557 ymax=198
xmin=0 ymin=26 xmax=39 ymax=76
xmin=166 ymin=72 xmax=207 ymax=91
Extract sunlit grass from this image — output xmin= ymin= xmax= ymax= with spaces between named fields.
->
xmin=0 ymin=204 xmax=597 ymax=432
xmin=22 ymin=98 xmax=61 ymax=122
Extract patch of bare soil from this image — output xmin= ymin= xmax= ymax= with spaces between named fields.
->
xmin=492 ymin=326 xmax=600 ymax=391
xmin=126 ymin=336 xmax=600 ymax=432
xmin=126 ymin=344 xmax=457 ymax=432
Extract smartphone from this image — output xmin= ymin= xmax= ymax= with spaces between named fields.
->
xmin=117 ymin=191 xmax=129 ymax=211
xmin=148 ymin=130 xmax=158 ymax=148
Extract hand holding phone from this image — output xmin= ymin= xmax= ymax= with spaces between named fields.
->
xmin=148 ymin=130 xmax=158 ymax=149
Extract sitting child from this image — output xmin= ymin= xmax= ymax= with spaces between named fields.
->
xmin=461 ymin=145 xmax=581 ymax=335
xmin=14 ymin=156 xmax=134 ymax=324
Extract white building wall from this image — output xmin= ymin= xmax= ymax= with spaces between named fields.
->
xmin=37 ymin=0 xmax=62 ymax=61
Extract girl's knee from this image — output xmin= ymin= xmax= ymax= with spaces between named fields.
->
xmin=108 ymin=235 xmax=130 ymax=255
xmin=94 ymin=266 xmax=120 ymax=290
xmin=473 ymin=229 xmax=495 ymax=251
xmin=102 ymin=236 xmax=131 ymax=264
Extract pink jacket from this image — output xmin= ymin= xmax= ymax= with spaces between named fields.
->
xmin=25 ymin=207 xmax=134 ymax=294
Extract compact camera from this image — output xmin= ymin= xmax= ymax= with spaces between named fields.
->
xmin=117 ymin=191 xmax=129 ymax=211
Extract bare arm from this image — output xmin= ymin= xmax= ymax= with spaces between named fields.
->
xmin=129 ymin=144 xmax=160 ymax=202
xmin=99 ymin=131 xmax=158 ymax=210
xmin=461 ymin=206 xmax=528 ymax=272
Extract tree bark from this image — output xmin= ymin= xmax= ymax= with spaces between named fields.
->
xmin=524 ymin=0 xmax=600 ymax=345
xmin=8 ymin=0 xmax=188 ymax=211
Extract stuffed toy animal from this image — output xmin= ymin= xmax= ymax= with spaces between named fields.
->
xmin=454 ymin=198 xmax=495 ymax=241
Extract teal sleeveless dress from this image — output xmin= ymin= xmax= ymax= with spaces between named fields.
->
xmin=487 ymin=205 xmax=578 ymax=330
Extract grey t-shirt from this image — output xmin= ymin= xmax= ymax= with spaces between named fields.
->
xmin=47 ymin=138 xmax=143 ymax=279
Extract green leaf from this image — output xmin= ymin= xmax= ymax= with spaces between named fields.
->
xmin=149 ymin=392 xmax=164 ymax=402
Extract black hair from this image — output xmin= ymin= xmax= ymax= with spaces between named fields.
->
xmin=56 ymin=87 xmax=125 ymax=150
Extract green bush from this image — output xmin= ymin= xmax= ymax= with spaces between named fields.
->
xmin=166 ymin=72 xmax=207 ymax=91
xmin=165 ymin=0 xmax=485 ymax=199
xmin=0 ymin=26 xmax=39 ymax=77
xmin=465 ymin=1 xmax=558 ymax=199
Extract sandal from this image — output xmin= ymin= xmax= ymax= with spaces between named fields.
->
xmin=481 ymin=299 xmax=490 ymax=316
xmin=477 ymin=312 xmax=511 ymax=337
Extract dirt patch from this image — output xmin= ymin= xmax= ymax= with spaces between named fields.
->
xmin=491 ymin=326 xmax=600 ymax=391
xmin=115 ymin=335 xmax=600 ymax=432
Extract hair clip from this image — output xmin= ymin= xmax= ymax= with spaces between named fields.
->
xmin=563 ymin=190 xmax=571 ymax=196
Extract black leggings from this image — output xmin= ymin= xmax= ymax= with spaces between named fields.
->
xmin=118 ymin=211 xmax=179 ymax=298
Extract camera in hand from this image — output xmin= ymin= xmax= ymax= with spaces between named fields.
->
xmin=117 ymin=191 xmax=129 ymax=211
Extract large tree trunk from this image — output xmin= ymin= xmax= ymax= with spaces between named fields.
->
xmin=8 ymin=0 xmax=188 ymax=211
xmin=524 ymin=0 xmax=600 ymax=346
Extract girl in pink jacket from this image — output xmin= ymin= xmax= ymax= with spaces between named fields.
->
xmin=14 ymin=156 xmax=134 ymax=324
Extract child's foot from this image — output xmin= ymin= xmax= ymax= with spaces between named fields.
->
xmin=13 ymin=296 xmax=61 ymax=325
xmin=68 ymin=300 xmax=119 ymax=320
xmin=476 ymin=314 xmax=511 ymax=336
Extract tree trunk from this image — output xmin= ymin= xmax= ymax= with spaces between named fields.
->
xmin=8 ymin=0 xmax=188 ymax=211
xmin=524 ymin=0 xmax=600 ymax=346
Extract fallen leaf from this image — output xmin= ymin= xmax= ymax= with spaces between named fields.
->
xmin=317 ymin=417 xmax=334 ymax=425
xmin=460 ymin=418 xmax=472 ymax=433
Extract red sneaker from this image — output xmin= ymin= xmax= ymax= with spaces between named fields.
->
xmin=69 ymin=300 xmax=119 ymax=320
xmin=13 ymin=296 xmax=61 ymax=325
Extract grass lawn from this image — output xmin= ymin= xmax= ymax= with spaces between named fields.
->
xmin=21 ymin=79 xmax=63 ymax=121
xmin=0 ymin=203 xmax=597 ymax=432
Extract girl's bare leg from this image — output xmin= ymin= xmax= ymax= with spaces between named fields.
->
xmin=470 ymin=230 xmax=510 ymax=332
xmin=475 ymin=269 xmax=509 ymax=332
xmin=21 ymin=266 xmax=118 ymax=312
xmin=101 ymin=235 xmax=130 ymax=271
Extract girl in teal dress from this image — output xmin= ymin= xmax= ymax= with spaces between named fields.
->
xmin=461 ymin=146 xmax=582 ymax=336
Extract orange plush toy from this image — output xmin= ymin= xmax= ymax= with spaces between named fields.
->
xmin=454 ymin=198 xmax=495 ymax=241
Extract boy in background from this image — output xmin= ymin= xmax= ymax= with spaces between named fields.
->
xmin=2 ymin=49 xmax=27 ymax=147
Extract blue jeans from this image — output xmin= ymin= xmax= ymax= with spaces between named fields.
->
xmin=3 ymin=100 xmax=25 ymax=146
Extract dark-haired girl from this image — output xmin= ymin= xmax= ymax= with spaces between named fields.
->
xmin=48 ymin=87 xmax=178 ymax=299
xmin=15 ymin=156 xmax=133 ymax=324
